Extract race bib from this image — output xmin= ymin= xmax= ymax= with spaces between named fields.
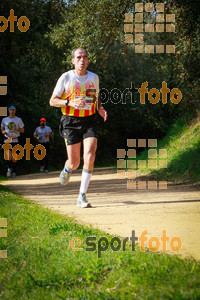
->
xmin=7 ymin=131 xmax=19 ymax=138
xmin=74 ymin=96 xmax=94 ymax=110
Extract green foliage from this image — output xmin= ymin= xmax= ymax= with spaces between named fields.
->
xmin=48 ymin=0 xmax=133 ymax=64
xmin=172 ymin=0 xmax=200 ymax=112
xmin=154 ymin=114 xmax=200 ymax=182
xmin=137 ymin=112 xmax=200 ymax=183
xmin=0 ymin=0 xmax=200 ymax=176
xmin=0 ymin=0 xmax=67 ymax=173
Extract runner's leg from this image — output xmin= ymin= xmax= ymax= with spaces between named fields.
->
xmin=40 ymin=143 xmax=45 ymax=171
xmin=66 ymin=142 xmax=81 ymax=171
xmin=44 ymin=142 xmax=50 ymax=171
xmin=79 ymin=137 xmax=97 ymax=194
xmin=7 ymin=150 xmax=12 ymax=177
xmin=11 ymin=148 xmax=17 ymax=177
xmin=83 ymin=137 xmax=97 ymax=171
xmin=60 ymin=141 xmax=81 ymax=185
xmin=77 ymin=137 xmax=97 ymax=207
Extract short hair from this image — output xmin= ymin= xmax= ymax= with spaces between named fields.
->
xmin=72 ymin=47 xmax=88 ymax=58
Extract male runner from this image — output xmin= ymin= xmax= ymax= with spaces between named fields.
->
xmin=50 ymin=47 xmax=107 ymax=208
xmin=1 ymin=106 xmax=24 ymax=177
xmin=33 ymin=117 xmax=54 ymax=173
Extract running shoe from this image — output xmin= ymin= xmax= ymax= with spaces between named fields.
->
xmin=77 ymin=193 xmax=92 ymax=208
xmin=44 ymin=169 xmax=48 ymax=173
xmin=11 ymin=172 xmax=16 ymax=178
xmin=59 ymin=168 xmax=71 ymax=185
xmin=7 ymin=168 xmax=12 ymax=177
xmin=40 ymin=166 xmax=44 ymax=172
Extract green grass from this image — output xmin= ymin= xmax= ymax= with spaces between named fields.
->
xmin=136 ymin=113 xmax=200 ymax=183
xmin=0 ymin=176 xmax=7 ymax=183
xmin=0 ymin=185 xmax=200 ymax=299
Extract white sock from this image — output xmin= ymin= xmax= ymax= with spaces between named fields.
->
xmin=79 ymin=169 xmax=92 ymax=194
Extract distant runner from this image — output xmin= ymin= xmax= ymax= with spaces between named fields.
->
xmin=1 ymin=105 xmax=24 ymax=177
xmin=34 ymin=117 xmax=54 ymax=173
xmin=50 ymin=47 xmax=107 ymax=208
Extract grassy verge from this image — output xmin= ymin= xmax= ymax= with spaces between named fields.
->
xmin=0 ymin=185 xmax=200 ymax=299
xmin=0 ymin=176 xmax=7 ymax=183
xmin=136 ymin=113 xmax=200 ymax=183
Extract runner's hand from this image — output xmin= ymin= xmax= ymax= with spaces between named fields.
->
xmin=98 ymin=107 xmax=107 ymax=122
xmin=68 ymin=98 xmax=86 ymax=110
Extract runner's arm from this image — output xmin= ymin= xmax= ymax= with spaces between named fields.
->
xmin=15 ymin=127 xmax=24 ymax=133
xmin=47 ymin=129 xmax=54 ymax=138
xmin=34 ymin=134 xmax=40 ymax=140
xmin=1 ymin=126 xmax=7 ymax=135
xmin=49 ymin=94 xmax=85 ymax=109
xmin=49 ymin=94 xmax=66 ymax=107
xmin=97 ymin=95 xmax=103 ymax=110
xmin=97 ymin=95 xmax=107 ymax=122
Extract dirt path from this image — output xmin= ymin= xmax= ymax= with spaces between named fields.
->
xmin=3 ymin=168 xmax=200 ymax=261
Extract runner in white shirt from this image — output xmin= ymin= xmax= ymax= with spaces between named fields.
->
xmin=1 ymin=106 xmax=24 ymax=177
xmin=49 ymin=47 xmax=107 ymax=208
xmin=34 ymin=117 xmax=53 ymax=173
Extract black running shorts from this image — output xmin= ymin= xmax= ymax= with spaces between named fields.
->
xmin=59 ymin=113 xmax=98 ymax=145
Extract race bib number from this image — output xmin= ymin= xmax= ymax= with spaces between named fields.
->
xmin=74 ymin=96 xmax=94 ymax=110
xmin=7 ymin=131 xmax=19 ymax=138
